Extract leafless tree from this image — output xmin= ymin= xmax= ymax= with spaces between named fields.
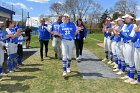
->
xmin=114 ymin=0 xmax=138 ymax=15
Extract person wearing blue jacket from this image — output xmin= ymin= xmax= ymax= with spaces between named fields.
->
xmin=130 ymin=24 xmax=140 ymax=84
xmin=75 ymin=18 xmax=87 ymax=62
xmin=118 ymin=14 xmax=137 ymax=83
xmin=51 ymin=16 xmax=63 ymax=59
xmin=38 ymin=19 xmax=51 ymax=61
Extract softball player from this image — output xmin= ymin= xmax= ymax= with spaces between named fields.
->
xmin=3 ymin=20 xmax=21 ymax=72
xmin=113 ymin=18 xmax=126 ymax=74
xmin=102 ymin=18 xmax=113 ymax=63
xmin=55 ymin=13 xmax=82 ymax=77
xmin=119 ymin=14 xmax=137 ymax=83
xmin=130 ymin=24 xmax=140 ymax=84
xmin=51 ymin=16 xmax=63 ymax=59
xmin=0 ymin=21 xmax=5 ymax=75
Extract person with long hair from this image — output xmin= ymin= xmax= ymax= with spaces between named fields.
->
xmin=75 ymin=18 xmax=87 ymax=62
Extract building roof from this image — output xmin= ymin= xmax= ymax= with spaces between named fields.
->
xmin=0 ymin=6 xmax=15 ymax=15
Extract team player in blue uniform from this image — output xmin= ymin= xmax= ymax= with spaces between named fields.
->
xmin=3 ymin=20 xmax=22 ymax=72
xmin=54 ymin=13 xmax=83 ymax=77
xmin=117 ymin=14 xmax=137 ymax=83
xmin=51 ymin=16 xmax=63 ymax=59
xmin=102 ymin=17 xmax=113 ymax=64
xmin=130 ymin=21 xmax=140 ymax=84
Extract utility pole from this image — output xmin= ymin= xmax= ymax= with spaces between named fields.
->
xmin=22 ymin=8 xmax=24 ymax=26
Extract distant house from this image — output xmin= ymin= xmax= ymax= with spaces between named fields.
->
xmin=0 ymin=6 xmax=15 ymax=22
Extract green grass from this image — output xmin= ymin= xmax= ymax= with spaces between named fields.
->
xmin=0 ymin=33 xmax=140 ymax=93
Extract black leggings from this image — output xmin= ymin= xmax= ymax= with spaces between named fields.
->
xmin=75 ymin=39 xmax=84 ymax=58
xmin=39 ymin=40 xmax=49 ymax=58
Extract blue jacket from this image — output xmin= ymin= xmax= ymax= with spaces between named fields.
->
xmin=120 ymin=22 xmax=135 ymax=43
xmin=131 ymin=32 xmax=140 ymax=48
xmin=58 ymin=22 xmax=76 ymax=40
xmin=75 ymin=25 xmax=87 ymax=39
xmin=38 ymin=24 xmax=51 ymax=40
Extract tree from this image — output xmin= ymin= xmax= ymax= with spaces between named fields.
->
xmin=114 ymin=0 xmax=138 ymax=15
xmin=50 ymin=2 xmax=64 ymax=15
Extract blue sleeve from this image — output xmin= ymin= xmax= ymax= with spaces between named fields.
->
xmin=120 ymin=31 xmax=131 ymax=39
xmin=84 ymin=26 xmax=87 ymax=38
xmin=131 ymin=32 xmax=138 ymax=42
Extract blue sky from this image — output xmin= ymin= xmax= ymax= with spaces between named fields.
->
xmin=1 ymin=0 xmax=140 ymax=20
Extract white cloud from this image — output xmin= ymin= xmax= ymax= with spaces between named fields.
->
xmin=7 ymin=2 xmax=33 ymax=10
xmin=27 ymin=0 xmax=50 ymax=3
xmin=137 ymin=6 xmax=140 ymax=11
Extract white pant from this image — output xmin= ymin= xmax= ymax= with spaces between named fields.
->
xmin=0 ymin=45 xmax=4 ymax=66
xmin=115 ymin=42 xmax=124 ymax=61
xmin=61 ymin=39 xmax=74 ymax=61
xmin=7 ymin=43 xmax=17 ymax=55
xmin=111 ymin=41 xmax=116 ymax=55
xmin=52 ymin=37 xmax=62 ymax=58
xmin=104 ymin=37 xmax=108 ymax=51
xmin=124 ymin=42 xmax=134 ymax=66
xmin=107 ymin=38 xmax=112 ymax=52
xmin=134 ymin=48 xmax=140 ymax=71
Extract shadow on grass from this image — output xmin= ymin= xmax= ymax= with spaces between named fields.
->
xmin=0 ymin=83 xmax=30 ymax=93
xmin=23 ymin=64 xmax=43 ymax=67
xmin=17 ymin=67 xmax=42 ymax=72
xmin=3 ymin=76 xmax=37 ymax=82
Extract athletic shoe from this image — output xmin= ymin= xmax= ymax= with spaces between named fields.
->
xmin=62 ymin=72 xmax=67 ymax=77
xmin=113 ymin=68 xmax=119 ymax=72
xmin=121 ymin=75 xmax=129 ymax=80
xmin=116 ymin=70 xmax=124 ymax=75
xmin=113 ymin=64 xmax=118 ymax=69
xmin=0 ymin=73 xmax=8 ymax=76
xmin=76 ymin=58 xmax=81 ymax=63
xmin=67 ymin=68 xmax=71 ymax=73
xmin=130 ymin=80 xmax=139 ymax=85
xmin=111 ymin=62 xmax=115 ymax=66
xmin=9 ymin=70 xmax=14 ymax=73
xmin=102 ymin=58 xmax=108 ymax=62
xmin=107 ymin=60 xmax=112 ymax=64
xmin=124 ymin=78 xmax=135 ymax=83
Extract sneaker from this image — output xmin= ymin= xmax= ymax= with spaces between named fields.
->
xmin=0 ymin=73 xmax=8 ymax=76
xmin=67 ymin=68 xmax=71 ymax=73
xmin=62 ymin=72 xmax=67 ymax=77
xmin=130 ymin=80 xmax=139 ymax=85
xmin=9 ymin=70 xmax=14 ymax=73
xmin=107 ymin=60 xmax=112 ymax=64
xmin=113 ymin=64 xmax=118 ymax=69
xmin=124 ymin=78 xmax=135 ymax=83
xmin=102 ymin=58 xmax=108 ymax=62
xmin=111 ymin=62 xmax=115 ymax=66
xmin=79 ymin=55 xmax=82 ymax=60
xmin=116 ymin=70 xmax=124 ymax=75
xmin=121 ymin=75 xmax=129 ymax=80
xmin=113 ymin=68 xmax=119 ymax=72
xmin=76 ymin=58 xmax=81 ymax=63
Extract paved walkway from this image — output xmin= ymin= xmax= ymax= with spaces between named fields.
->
xmin=77 ymin=50 xmax=120 ymax=79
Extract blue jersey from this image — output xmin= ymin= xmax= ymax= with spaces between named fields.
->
xmin=4 ymin=28 xmax=18 ymax=43
xmin=131 ymin=32 xmax=140 ymax=48
xmin=0 ymin=29 xmax=3 ymax=42
xmin=120 ymin=22 xmax=135 ymax=43
xmin=104 ymin=24 xmax=112 ymax=38
xmin=38 ymin=24 xmax=51 ymax=40
xmin=58 ymin=22 xmax=76 ymax=40
xmin=75 ymin=25 xmax=87 ymax=39
xmin=114 ymin=25 xmax=124 ymax=42
xmin=51 ymin=21 xmax=63 ymax=32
